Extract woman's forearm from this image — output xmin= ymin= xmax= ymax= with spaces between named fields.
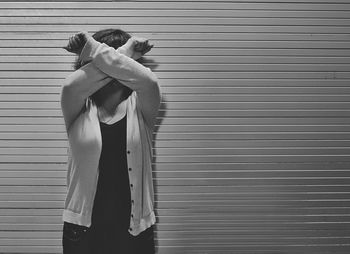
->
xmin=79 ymin=36 xmax=158 ymax=91
xmin=79 ymin=36 xmax=161 ymax=127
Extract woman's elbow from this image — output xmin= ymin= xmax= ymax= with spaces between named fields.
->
xmin=60 ymin=79 xmax=86 ymax=106
xmin=60 ymin=80 xmax=76 ymax=100
xmin=146 ymin=68 xmax=159 ymax=89
xmin=60 ymin=80 xmax=71 ymax=102
xmin=61 ymin=71 xmax=88 ymax=98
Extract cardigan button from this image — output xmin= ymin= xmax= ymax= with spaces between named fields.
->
xmin=127 ymin=150 xmax=131 ymax=154
xmin=128 ymin=168 xmax=132 ymax=171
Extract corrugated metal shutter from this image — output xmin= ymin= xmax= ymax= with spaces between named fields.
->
xmin=0 ymin=1 xmax=349 ymax=253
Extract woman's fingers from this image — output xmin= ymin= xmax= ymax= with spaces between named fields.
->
xmin=135 ymin=40 xmax=149 ymax=51
xmin=134 ymin=40 xmax=153 ymax=53
xmin=64 ymin=34 xmax=85 ymax=54
xmin=134 ymin=42 xmax=142 ymax=51
xmin=69 ymin=37 xmax=78 ymax=49
xmin=127 ymin=36 xmax=154 ymax=59
xmin=64 ymin=32 xmax=87 ymax=54
xmin=64 ymin=36 xmax=77 ymax=53
xmin=142 ymin=44 xmax=154 ymax=54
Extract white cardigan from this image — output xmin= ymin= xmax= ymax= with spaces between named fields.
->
xmin=61 ymin=37 xmax=161 ymax=236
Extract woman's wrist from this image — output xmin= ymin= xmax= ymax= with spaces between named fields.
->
xmin=117 ymin=39 xmax=136 ymax=59
xmin=116 ymin=44 xmax=133 ymax=59
xmin=119 ymin=37 xmax=154 ymax=60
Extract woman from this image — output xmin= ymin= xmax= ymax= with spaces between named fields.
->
xmin=60 ymin=29 xmax=161 ymax=253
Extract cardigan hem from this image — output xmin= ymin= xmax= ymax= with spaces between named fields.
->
xmin=62 ymin=209 xmax=92 ymax=227
xmin=129 ymin=211 xmax=156 ymax=236
xmin=62 ymin=209 xmax=156 ymax=236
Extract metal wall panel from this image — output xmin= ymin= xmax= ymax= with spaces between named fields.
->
xmin=0 ymin=1 xmax=349 ymax=253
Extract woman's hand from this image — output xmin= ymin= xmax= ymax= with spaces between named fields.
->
xmin=119 ymin=36 xmax=154 ymax=60
xmin=63 ymin=32 xmax=89 ymax=55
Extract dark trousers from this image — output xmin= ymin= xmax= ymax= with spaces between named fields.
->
xmin=62 ymin=221 xmax=155 ymax=254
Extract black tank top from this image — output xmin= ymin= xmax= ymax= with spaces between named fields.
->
xmin=91 ymin=114 xmax=131 ymax=231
